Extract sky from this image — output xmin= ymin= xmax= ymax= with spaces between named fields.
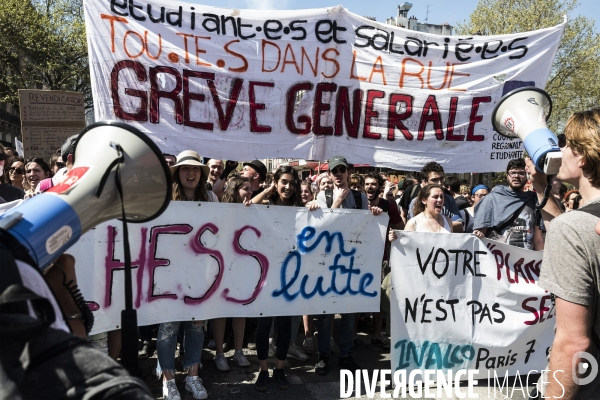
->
xmin=187 ymin=0 xmax=600 ymax=32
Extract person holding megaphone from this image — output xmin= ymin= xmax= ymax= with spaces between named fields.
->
xmin=532 ymin=108 xmax=600 ymax=399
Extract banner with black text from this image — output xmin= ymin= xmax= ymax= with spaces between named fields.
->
xmin=83 ymin=0 xmax=564 ymax=171
xmin=390 ymin=232 xmax=553 ymax=380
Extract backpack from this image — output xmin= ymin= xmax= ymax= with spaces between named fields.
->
xmin=0 ymin=246 xmax=153 ymax=400
xmin=325 ymin=189 xmax=363 ymax=209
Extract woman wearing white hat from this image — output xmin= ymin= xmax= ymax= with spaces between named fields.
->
xmin=156 ymin=150 xmax=217 ymax=400
xmin=171 ymin=150 xmax=218 ymax=202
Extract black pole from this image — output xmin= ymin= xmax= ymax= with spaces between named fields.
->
xmin=119 ymin=211 xmax=139 ymax=375
xmin=111 ymin=149 xmax=141 ymax=377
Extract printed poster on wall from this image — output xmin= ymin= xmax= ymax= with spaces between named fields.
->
xmin=83 ymin=0 xmax=564 ymax=172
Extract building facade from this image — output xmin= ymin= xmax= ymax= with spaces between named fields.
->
xmin=0 ymin=102 xmax=20 ymax=147
xmin=385 ymin=2 xmax=453 ymax=35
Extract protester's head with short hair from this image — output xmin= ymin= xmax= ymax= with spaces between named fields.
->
xmin=560 ymin=108 xmax=600 ymax=187
xmin=444 ymin=176 xmax=461 ymax=195
xmin=170 ymin=150 xmax=210 ymax=201
xmin=315 ymin=172 xmax=333 ymax=193
xmin=412 ymin=173 xmax=423 ymax=185
xmin=7 ymin=156 xmax=25 ymax=189
xmin=60 ymin=134 xmax=78 ymax=170
xmin=505 ymin=158 xmax=528 ymax=191
xmin=327 ymin=156 xmax=350 ymax=188
xmin=413 ymin=184 xmax=445 ymax=217
xmin=421 ymin=161 xmax=445 ymax=185
xmin=396 ymin=179 xmax=405 ymax=195
xmin=268 ymin=165 xmax=302 ymax=206
xmin=562 ymin=189 xmax=580 ymax=211
xmin=5 ymin=147 xmax=16 ymax=158
xmin=207 ymin=158 xmax=224 ymax=183
xmin=221 ymin=176 xmax=252 ymax=204
xmin=261 ymin=172 xmax=273 ymax=188
xmin=242 ymin=160 xmax=267 ymax=184
xmin=471 ymin=184 xmax=490 ymax=207
xmin=349 ymin=174 xmax=364 ymax=192
xmin=459 ymin=184 xmax=472 ymax=205
xmin=559 ymin=183 xmax=567 ymax=199
xmin=24 ymin=157 xmax=51 ymax=192
xmin=400 ymin=176 xmax=415 ymax=191
xmin=226 ymin=172 xmax=242 ymax=182
xmin=300 ymin=181 xmax=313 ymax=205
xmin=364 ymin=172 xmax=384 ymax=201
xmin=49 ymin=153 xmax=65 ymax=174
xmin=163 ymin=153 xmax=177 ymax=168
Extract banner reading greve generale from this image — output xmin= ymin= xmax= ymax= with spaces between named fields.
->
xmin=83 ymin=0 xmax=564 ymax=172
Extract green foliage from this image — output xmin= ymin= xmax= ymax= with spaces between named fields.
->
xmin=491 ymin=172 xmax=507 ymax=186
xmin=456 ymin=0 xmax=600 ymax=131
xmin=0 ymin=0 xmax=91 ymax=112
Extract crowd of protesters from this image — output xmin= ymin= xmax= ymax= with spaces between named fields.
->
xmin=0 ymin=117 xmax=594 ymax=400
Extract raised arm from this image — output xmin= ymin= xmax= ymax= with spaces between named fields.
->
xmin=526 ymin=158 xmax=563 ymax=223
xmin=251 ymin=182 xmax=275 ymax=204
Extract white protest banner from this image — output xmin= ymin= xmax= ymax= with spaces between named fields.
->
xmin=69 ymin=202 xmax=387 ymax=334
xmin=390 ymin=232 xmax=553 ymax=381
xmin=83 ymin=0 xmax=564 ymax=172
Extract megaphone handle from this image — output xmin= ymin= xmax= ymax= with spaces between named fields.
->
xmin=114 ymin=162 xmax=140 ymax=375
xmin=113 ymin=164 xmax=133 ymax=310
xmin=535 ymin=175 xmax=553 ymax=211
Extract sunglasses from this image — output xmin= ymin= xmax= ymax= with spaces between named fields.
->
xmin=556 ymin=133 xmax=567 ymax=148
xmin=56 ymin=162 xmax=66 ymax=169
xmin=9 ymin=167 xmax=23 ymax=174
xmin=330 ymin=166 xmax=347 ymax=174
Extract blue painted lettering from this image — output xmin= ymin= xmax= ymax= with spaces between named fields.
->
xmin=272 ymin=227 xmax=376 ymax=300
xmin=296 ymin=226 xmax=356 ymax=256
